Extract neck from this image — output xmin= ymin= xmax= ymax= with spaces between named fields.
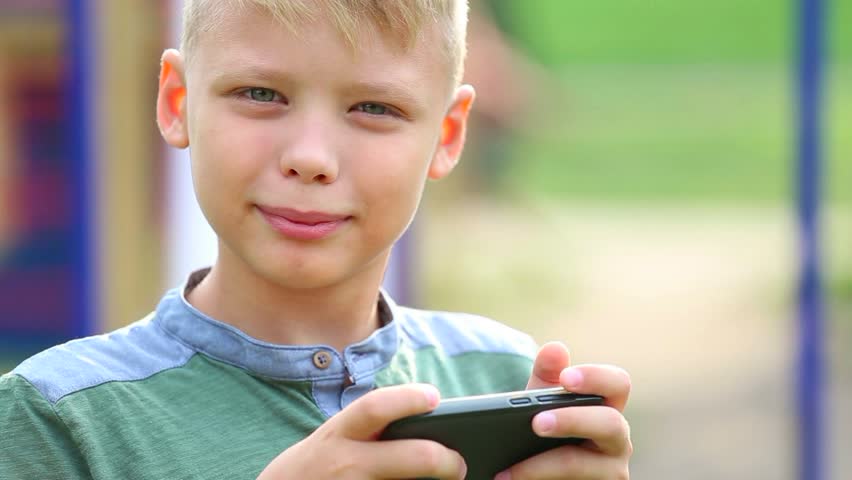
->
xmin=186 ymin=243 xmax=390 ymax=353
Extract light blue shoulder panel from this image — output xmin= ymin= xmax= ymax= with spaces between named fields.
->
xmin=394 ymin=306 xmax=538 ymax=360
xmin=12 ymin=313 xmax=195 ymax=405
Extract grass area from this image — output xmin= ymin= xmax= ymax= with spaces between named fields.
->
xmin=451 ymin=63 xmax=852 ymax=304
xmin=456 ymin=1 xmax=852 ymax=307
xmin=826 ymin=66 xmax=852 ymax=206
xmin=468 ymin=0 xmax=852 ymax=206
xmin=486 ymin=64 xmax=852 ymax=206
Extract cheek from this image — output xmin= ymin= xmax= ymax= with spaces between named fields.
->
xmin=354 ymin=137 xmax=433 ymax=223
xmin=190 ymin=112 xmax=280 ymax=199
xmin=187 ymin=118 xmax=279 ymax=239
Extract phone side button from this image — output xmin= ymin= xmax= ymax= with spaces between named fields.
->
xmin=535 ymin=394 xmax=567 ymax=403
xmin=509 ymin=397 xmax=532 ymax=406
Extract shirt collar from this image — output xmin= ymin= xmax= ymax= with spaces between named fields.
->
xmin=154 ymin=269 xmax=401 ymax=382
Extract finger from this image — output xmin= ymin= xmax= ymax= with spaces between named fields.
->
xmin=331 ymin=383 xmax=440 ymax=441
xmin=361 ymin=439 xmax=467 ymax=480
xmin=526 ymin=341 xmax=571 ymax=389
xmin=559 ymin=364 xmax=631 ymax=411
xmin=496 ymin=444 xmax=629 ymax=480
xmin=532 ymin=405 xmax=632 ymax=457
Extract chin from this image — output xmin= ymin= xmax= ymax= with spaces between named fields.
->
xmin=252 ymin=260 xmax=348 ymax=290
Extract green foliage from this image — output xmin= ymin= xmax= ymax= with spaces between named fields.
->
xmin=490 ymin=0 xmax=850 ymax=66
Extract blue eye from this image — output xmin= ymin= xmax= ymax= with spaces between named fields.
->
xmin=357 ymin=103 xmax=390 ymax=116
xmin=247 ymin=88 xmax=278 ymax=102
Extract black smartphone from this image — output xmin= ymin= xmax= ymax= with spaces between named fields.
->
xmin=379 ymin=386 xmax=604 ymax=480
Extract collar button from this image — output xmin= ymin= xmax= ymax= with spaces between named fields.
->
xmin=312 ymin=351 xmax=332 ymax=369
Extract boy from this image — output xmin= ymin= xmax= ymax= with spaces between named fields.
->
xmin=0 ymin=1 xmax=632 ymax=478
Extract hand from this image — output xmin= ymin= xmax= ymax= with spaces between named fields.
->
xmin=498 ymin=342 xmax=633 ymax=479
xmin=257 ymin=383 xmax=467 ymax=480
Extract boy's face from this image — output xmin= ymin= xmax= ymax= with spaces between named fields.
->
xmin=157 ymin=6 xmax=473 ymax=289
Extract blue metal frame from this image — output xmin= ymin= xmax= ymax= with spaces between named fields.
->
xmin=796 ymin=0 xmax=826 ymax=479
xmin=67 ymin=0 xmax=97 ymax=338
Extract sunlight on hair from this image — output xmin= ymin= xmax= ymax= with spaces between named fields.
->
xmin=181 ymin=0 xmax=469 ymax=85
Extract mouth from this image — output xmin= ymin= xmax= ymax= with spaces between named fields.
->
xmin=256 ymin=205 xmax=351 ymax=240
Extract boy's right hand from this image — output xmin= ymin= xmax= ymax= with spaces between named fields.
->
xmin=257 ymin=384 xmax=467 ymax=480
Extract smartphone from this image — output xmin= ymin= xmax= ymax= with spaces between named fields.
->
xmin=379 ymin=386 xmax=604 ymax=479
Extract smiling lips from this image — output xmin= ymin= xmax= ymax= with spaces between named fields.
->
xmin=257 ymin=206 xmax=350 ymax=240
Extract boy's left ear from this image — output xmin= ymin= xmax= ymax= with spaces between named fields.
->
xmin=428 ymin=85 xmax=475 ymax=180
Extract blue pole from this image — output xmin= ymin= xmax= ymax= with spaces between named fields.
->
xmin=67 ymin=0 xmax=97 ymax=338
xmin=796 ymin=0 xmax=826 ymax=479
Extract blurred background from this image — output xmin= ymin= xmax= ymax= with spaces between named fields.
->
xmin=0 ymin=0 xmax=849 ymax=478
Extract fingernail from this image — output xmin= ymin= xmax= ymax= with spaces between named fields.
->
xmin=533 ymin=411 xmax=557 ymax=433
xmin=561 ymin=367 xmax=583 ymax=390
xmin=423 ymin=386 xmax=439 ymax=408
xmin=494 ymin=470 xmax=511 ymax=480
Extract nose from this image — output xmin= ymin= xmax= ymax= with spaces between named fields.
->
xmin=279 ymin=122 xmax=339 ymax=185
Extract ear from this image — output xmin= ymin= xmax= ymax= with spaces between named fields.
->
xmin=156 ymin=49 xmax=189 ymax=149
xmin=428 ymin=84 xmax=475 ymax=180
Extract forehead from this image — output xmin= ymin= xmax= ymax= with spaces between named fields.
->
xmin=186 ymin=4 xmax=453 ymax=101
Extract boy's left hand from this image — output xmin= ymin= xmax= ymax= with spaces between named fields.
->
xmin=498 ymin=342 xmax=632 ymax=480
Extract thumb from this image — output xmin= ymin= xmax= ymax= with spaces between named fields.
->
xmin=526 ymin=341 xmax=571 ymax=389
xmin=331 ymin=383 xmax=440 ymax=441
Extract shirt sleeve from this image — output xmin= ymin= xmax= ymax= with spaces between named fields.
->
xmin=0 ymin=373 xmax=92 ymax=479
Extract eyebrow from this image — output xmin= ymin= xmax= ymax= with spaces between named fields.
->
xmin=210 ymin=66 xmax=292 ymax=86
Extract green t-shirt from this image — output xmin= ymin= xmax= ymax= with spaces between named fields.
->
xmin=1 ymin=274 xmax=536 ymax=479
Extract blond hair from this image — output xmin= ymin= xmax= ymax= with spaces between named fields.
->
xmin=181 ymin=0 xmax=469 ymax=86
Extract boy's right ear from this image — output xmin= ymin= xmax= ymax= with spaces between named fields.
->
xmin=156 ymin=49 xmax=189 ymax=149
